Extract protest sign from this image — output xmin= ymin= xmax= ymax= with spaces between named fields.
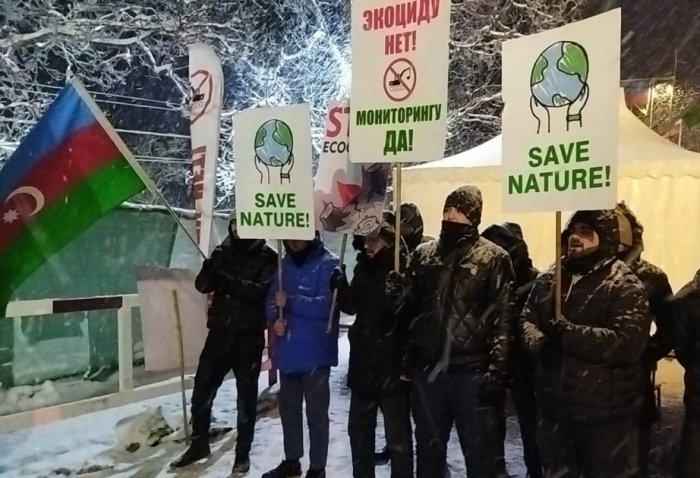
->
xmin=314 ymin=100 xmax=390 ymax=235
xmin=502 ymin=9 xmax=621 ymax=213
xmin=233 ymin=104 xmax=315 ymax=240
xmin=349 ymin=0 xmax=450 ymax=163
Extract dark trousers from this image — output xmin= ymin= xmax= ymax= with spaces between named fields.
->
xmin=279 ymin=367 xmax=331 ymax=470
xmin=678 ymin=414 xmax=700 ymax=478
xmin=348 ymin=391 xmax=413 ymax=478
xmin=637 ymin=373 xmax=658 ymax=478
xmin=537 ymin=418 xmax=639 ymax=478
xmin=412 ymin=371 xmax=497 ymax=478
xmin=190 ymin=329 xmax=264 ymax=456
xmin=495 ymin=379 xmax=543 ymax=478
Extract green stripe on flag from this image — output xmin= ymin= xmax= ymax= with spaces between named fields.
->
xmin=0 ymin=157 xmax=145 ymax=299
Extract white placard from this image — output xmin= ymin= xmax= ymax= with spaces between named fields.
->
xmin=350 ymin=0 xmax=450 ymax=163
xmin=233 ymin=104 xmax=315 ymax=240
xmin=313 ymin=100 xmax=389 ymax=235
xmin=502 ymin=9 xmax=621 ymax=213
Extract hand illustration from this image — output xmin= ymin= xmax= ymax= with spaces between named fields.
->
xmin=255 ymin=155 xmax=270 ymax=184
xmin=567 ymin=84 xmax=589 ymax=131
xmin=280 ymin=154 xmax=294 ymax=184
xmin=530 ymin=96 xmax=550 ymax=134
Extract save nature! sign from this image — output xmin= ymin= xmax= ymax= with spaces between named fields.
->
xmin=501 ymin=9 xmax=621 ymax=213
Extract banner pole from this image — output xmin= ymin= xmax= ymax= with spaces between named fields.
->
xmin=555 ymin=212 xmax=562 ymax=321
xmin=394 ymin=164 xmax=403 ymax=272
xmin=328 ymin=234 xmax=348 ymax=333
xmin=172 ymin=289 xmax=191 ymax=446
xmin=277 ymin=240 xmax=284 ymax=323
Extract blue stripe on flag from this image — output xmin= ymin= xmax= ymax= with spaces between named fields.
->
xmin=0 ymin=85 xmax=97 ymax=201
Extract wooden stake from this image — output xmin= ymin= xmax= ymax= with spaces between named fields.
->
xmin=172 ymin=289 xmax=191 ymax=446
xmin=328 ymin=234 xmax=348 ymax=333
xmin=555 ymin=212 xmax=562 ymax=321
xmin=394 ymin=164 xmax=402 ymax=272
xmin=277 ymin=240 xmax=284 ymax=322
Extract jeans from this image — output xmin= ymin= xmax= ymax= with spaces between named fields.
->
xmin=348 ymin=390 xmax=413 ymax=478
xmin=537 ymin=417 xmax=639 ymax=478
xmin=279 ymin=367 xmax=331 ymax=470
xmin=412 ymin=370 xmax=498 ymax=478
xmin=190 ymin=330 xmax=264 ymax=456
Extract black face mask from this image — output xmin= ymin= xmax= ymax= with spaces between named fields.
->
xmin=440 ymin=220 xmax=471 ymax=249
xmin=286 ymin=245 xmax=312 ymax=267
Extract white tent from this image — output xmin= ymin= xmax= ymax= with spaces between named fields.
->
xmin=403 ymin=94 xmax=700 ymax=290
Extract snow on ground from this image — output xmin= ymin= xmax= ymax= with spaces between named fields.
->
xmin=2 ymin=332 xmax=682 ymax=477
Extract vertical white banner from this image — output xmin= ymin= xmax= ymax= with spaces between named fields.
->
xmin=350 ymin=0 xmax=451 ymax=163
xmin=233 ymin=105 xmax=315 ymax=241
xmin=314 ymin=100 xmax=390 ymax=235
xmin=189 ymin=44 xmax=224 ymax=256
xmin=501 ymin=10 xmax=621 ymax=213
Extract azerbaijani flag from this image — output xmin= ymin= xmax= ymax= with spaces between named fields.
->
xmin=0 ymin=79 xmax=150 ymax=315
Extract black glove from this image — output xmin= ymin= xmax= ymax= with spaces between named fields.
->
xmin=330 ymin=265 xmax=348 ymax=291
xmin=479 ymin=373 xmax=505 ymax=407
xmin=386 ymin=271 xmax=407 ymax=301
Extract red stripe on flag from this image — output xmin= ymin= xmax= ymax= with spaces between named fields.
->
xmin=0 ymin=122 xmax=121 ymax=250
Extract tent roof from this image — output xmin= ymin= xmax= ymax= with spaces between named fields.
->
xmin=408 ymin=92 xmax=700 ymax=181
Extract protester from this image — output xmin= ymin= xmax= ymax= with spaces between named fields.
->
xmin=521 ymin=209 xmax=652 ymax=478
xmin=171 ymin=217 xmax=277 ymax=475
xmin=482 ymin=223 xmax=542 ymax=478
xmin=399 ymin=202 xmax=432 ymax=253
xmin=389 ymin=185 xmax=515 ymax=478
xmin=614 ymin=202 xmax=675 ymax=477
xmin=262 ymin=233 xmax=339 ymax=478
xmin=335 ymin=212 xmax=413 ymax=478
xmin=671 ymin=269 xmax=700 ymax=478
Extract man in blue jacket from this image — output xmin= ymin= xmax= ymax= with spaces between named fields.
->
xmin=262 ymin=233 xmax=339 ymax=478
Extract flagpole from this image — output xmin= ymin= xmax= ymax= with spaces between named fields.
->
xmin=70 ymin=78 xmax=207 ymax=260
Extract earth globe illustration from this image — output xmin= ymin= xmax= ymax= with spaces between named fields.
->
xmin=530 ymin=41 xmax=589 ymax=108
xmin=254 ymin=119 xmax=294 ymax=167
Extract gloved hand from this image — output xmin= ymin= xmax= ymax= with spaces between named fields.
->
xmin=479 ymin=373 xmax=505 ymax=408
xmin=330 ymin=265 xmax=348 ymax=291
xmin=386 ymin=271 xmax=407 ymax=301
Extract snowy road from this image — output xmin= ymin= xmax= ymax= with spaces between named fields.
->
xmin=0 ymin=333 xmax=529 ymax=477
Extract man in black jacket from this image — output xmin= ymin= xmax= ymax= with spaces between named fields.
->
xmin=171 ymin=217 xmax=277 ymax=474
xmin=337 ymin=211 xmax=413 ymax=478
xmin=482 ymin=223 xmax=542 ymax=478
xmin=391 ymin=185 xmax=515 ymax=478
xmin=614 ymin=202 xmax=674 ymax=477
xmin=672 ymin=269 xmax=700 ymax=478
xmin=521 ymin=209 xmax=652 ymax=478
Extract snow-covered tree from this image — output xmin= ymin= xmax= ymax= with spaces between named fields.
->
xmin=0 ymin=0 xmax=583 ymax=209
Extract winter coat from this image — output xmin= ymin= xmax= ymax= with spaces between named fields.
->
xmin=195 ymin=237 xmax=277 ymax=332
xmin=265 ymin=237 xmax=339 ymax=373
xmin=522 ymin=209 xmax=652 ymax=424
xmin=340 ymin=244 xmax=409 ymax=397
xmin=671 ymin=270 xmax=700 ymax=417
xmin=482 ymin=223 xmax=540 ymax=383
xmin=615 ymin=202 xmax=675 ymax=364
xmin=401 ymin=187 xmax=515 ymax=383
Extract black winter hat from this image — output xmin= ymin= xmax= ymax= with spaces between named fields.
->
xmin=443 ymin=186 xmax=483 ymax=227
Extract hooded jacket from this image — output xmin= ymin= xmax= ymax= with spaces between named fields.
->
xmin=340 ymin=212 xmax=410 ymax=396
xmin=482 ymin=223 xmax=539 ymax=383
xmin=521 ymin=209 xmax=652 ymax=424
xmin=195 ymin=236 xmax=277 ymax=332
xmin=671 ymin=271 xmax=700 ymax=416
xmin=265 ymin=236 xmax=340 ymax=373
xmin=400 ymin=186 xmax=515 ymax=383
xmin=615 ymin=202 xmax=674 ymax=364
xmin=400 ymin=203 xmax=432 ymax=253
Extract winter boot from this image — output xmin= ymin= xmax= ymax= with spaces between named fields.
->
xmin=261 ymin=459 xmax=302 ymax=478
xmin=170 ymin=438 xmax=210 ymax=468
xmin=374 ymin=447 xmax=390 ymax=465
xmin=305 ymin=469 xmax=326 ymax=478
xmin=231 ymin=454 xmax=251 ymax=476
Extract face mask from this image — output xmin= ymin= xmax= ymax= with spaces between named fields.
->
xmin=440 ymin=220 xmax=470 ymax=249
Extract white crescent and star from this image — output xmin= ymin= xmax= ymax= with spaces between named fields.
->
xmin=2 ymin=186 xmax=45 ymax=224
